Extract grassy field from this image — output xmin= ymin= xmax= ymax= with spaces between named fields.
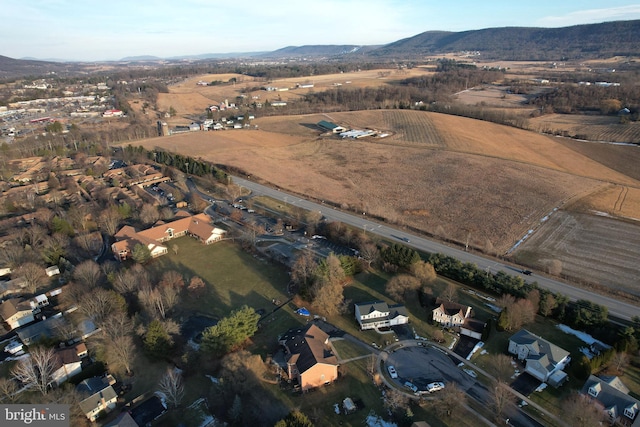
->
xmin=146 ymin=236 xmax=290 ymax=319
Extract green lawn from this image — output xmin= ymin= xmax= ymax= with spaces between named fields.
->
xmin=146 ymin=236 xmax=291 ymax=319
xmin=331 ymin=338 xmax=373 ymax=361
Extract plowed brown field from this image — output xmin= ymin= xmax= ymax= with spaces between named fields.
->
xmin=133 ymin=110 xmax=640 ymax=267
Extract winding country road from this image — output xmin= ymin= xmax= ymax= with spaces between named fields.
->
xmin=231 ymin=175 xmax=639 ymax=321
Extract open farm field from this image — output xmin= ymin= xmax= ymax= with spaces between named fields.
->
xmin=566 ymin=183 xmax=640 ymax=220
xmin=529 ymin=113 xmax=640 ymax=144
xmin=131 ymin=110 xmax=640 ymax=258
xmin=156 ymin=68 xmax=433 ymax=120
xmin=513 ymin=210 xmax=640 ymax=297
xmin=556 ymin=137 xmax=640 ymax=181
xmin=454 ymin=85 xmax=529 ymax=108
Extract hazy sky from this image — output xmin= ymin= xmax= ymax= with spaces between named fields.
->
xmin=2 ymin=1 xmax=639 ymax=61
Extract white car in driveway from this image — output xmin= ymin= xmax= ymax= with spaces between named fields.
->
xmin=387 ymin=365 xmax=398 ymax=379
xmin=426 ymin=381 xmax=445 ymax=393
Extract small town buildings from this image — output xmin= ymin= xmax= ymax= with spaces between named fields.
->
xmin=0 ymin=298 xmax=35 ymax=330
xmin=432 ymin=298 xmax=472 ymax=327
xmin=278 ymin=323 xmax=339 ymax=391
xmin=581 ymin=375 xmax=639 ymax=426
xmin=317 ymin=120 xmax=347 ymax=134
xmin=508 ymin=329 xmax=570 ymax=386
xmin=111 ymin=212 xmax=226 ymax=261
xmin=77 ymin=376 xmax=118 ymax=422
xmin=354 ymin=301 xmax=409 ymax=330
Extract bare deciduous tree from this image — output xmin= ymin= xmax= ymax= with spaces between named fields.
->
xmin=562 ymin=392 xmax=605 ymax=427
xmin=490 ymin=381 xmax=515 ymax=421
xmin=429 ymin=383 xmax=466 ymax=418
xmin=610 ymin=351 xmax=630 ymax=374
xmin=358 ymin=241 xmax=379 ymax=268
xmin=0 ymin=378 xmax=18 ymax=402
xmin=540 ymin=293 xmax=557 ymax=317
xmin=290 ymin=250 xmax=317 ymax=291
xmin=73 ymin=260 xmax=103 ymax=288
xmin=78 ymin=288 xmax=122 ymax=326
xmin=140 ymin=203 xmax=160 ymax=226
xmin=159 ymin=270 xmax=184 ymax=290
xmin=385 ymin=274 xmax=421 ymax=301
xmin=485 ymin=354 xmax=514 ymax=382
xmin=442 ymin=282 xmax=458 ymax=302
xmin=16 ymin=261 xmax=47 ymax=294
xmin=11 ymin=347 xmax=57 ymax=395
xmin=409 ymin=260 xmax=437 ymax=285
xmin=158 ymin=368 xmax=185 ymax=408
xmin=98 ymin=207 xmax=121 ymax=236
xmin=383 ymin=388 xmax=410 ymax=412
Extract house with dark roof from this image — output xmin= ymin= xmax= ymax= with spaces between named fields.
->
xmin=354 ymin=301 xmax=409 ymax=330
xmin=111 ymin=212 xmax=226 ymax=261
xmin=278 ymin=323 xmax=339 ymax=391
xmin=51 ymin=344 xmax=83 ymax=386
xmin=508 ymin=329 xmax=570 ymax=386
xmin=77 ymin=375 xmax=118 ymax=422
xmin=130 ymin=395 xmax=167 ymax=426
xmin=103 ymin=412 xmax=138 ymax=427
xmin=432 ymin=298 xmax=472 ymax=327
xmin=0 ymin=298 xmax=35 ymax=330
xmin=581 ymin=375 xmax=640 ymax=426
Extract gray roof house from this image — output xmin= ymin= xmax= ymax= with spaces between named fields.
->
xmin=508 ymin=329 xmax=570 ymax=386
xmin=77 ymin=376 xmax=118 ymax=422
xmin=581 ymin=375 xmax=640 ymax=426
xmin=354 ymin=301 xmax=409 ymax=330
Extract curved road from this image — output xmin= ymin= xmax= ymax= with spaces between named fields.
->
xmin=232 ymin=175 xmax=639 ymax=321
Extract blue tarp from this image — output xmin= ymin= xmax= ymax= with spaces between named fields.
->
xmin=296 ymin=308 xmax=310 ymax=317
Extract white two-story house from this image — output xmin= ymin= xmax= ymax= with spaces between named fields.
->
xmin=354 ymin=301 xmax=409 ymax=330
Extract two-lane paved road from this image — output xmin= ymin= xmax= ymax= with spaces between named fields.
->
xmin=232 ymin=175 xmax=639 ymax=321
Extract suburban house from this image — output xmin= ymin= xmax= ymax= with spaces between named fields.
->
xmin=354 ymin=301 xmax=409 ymax=330
xmin=317 ymin=120 xmax=347 ymax=134
xmin=508 ymin=329 xmax=571 ymax=386
xmin=581 ymin=375 xmax=640 ymax=426
xmin=17 ymin=315 xmax=70 ymax=346
xmin=278 ymin=323 xmax=339 ymax=391
xmin=432 ymin=298 xmax=472 ymax=327
xmin=0 ymin=298 xmax=35 ymax=330
xmin=111 ymin=212 xmax=226 ymax=261
xmin=103 ymin=412 xmax=138 ymax=427
xmin=130 ymin=395 xmax=167 ymax=426
xmin=51 ymin=345 xmax=83 ymax=386
xmin=77 ymin=375 xmax=118 ymax=422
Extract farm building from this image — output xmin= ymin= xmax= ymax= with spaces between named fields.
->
xmin=317 ymin=120 xmax=347 ymax=133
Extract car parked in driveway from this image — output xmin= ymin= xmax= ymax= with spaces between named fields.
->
xmin=387 ymin=365 xmax=398 ymax=379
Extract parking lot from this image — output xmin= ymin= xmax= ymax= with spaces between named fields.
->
xmin=384 ymin=344 xmax=477 ymax=393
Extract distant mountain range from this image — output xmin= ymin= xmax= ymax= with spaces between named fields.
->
xmin=1 ymin=20 xmax=639 ymax=78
